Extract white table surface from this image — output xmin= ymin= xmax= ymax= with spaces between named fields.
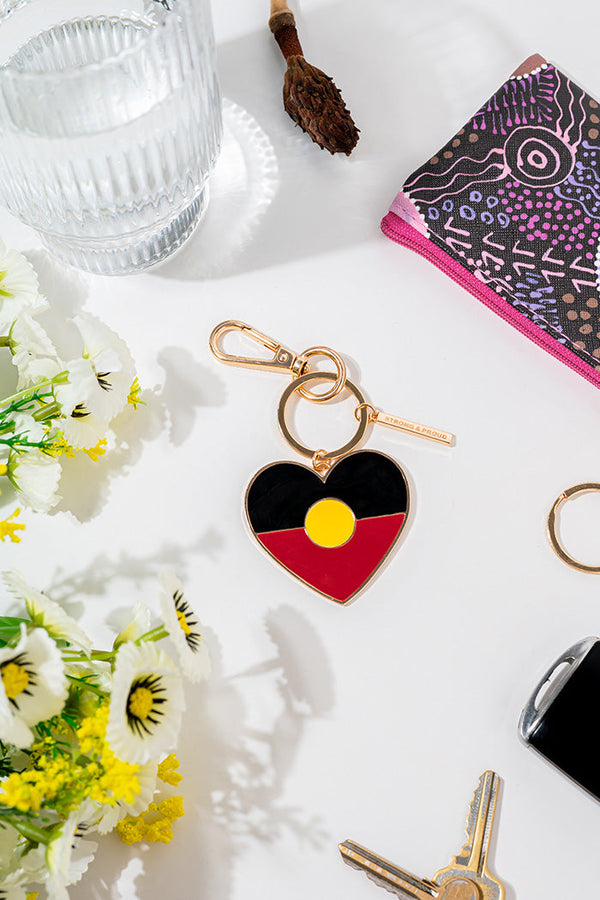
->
xmin=3 ymin=1 xmax=600 ymax=898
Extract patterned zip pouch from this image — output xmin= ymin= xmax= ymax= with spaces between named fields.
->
xmin=382 ymin=53 xmax=600 ymax=388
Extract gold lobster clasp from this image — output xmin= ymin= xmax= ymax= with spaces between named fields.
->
xmin=209 ymin=320 xmax=348 ymax=402
xmin=208 ymin=320 xmax=306 ymax=375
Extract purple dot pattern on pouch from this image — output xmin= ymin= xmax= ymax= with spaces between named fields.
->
xmin=401 ymin=63 xmax=600 ymax=367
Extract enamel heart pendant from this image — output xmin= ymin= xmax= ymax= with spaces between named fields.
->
xmin=209 ymin=321 xmax=453 ymax=606
xmin=245 ymin=450 xmax=410 ymax=604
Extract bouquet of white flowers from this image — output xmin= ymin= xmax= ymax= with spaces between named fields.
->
xmin=0 ymin=239 xmax=142 ymax=541
xmin=0 ymin=569 xmax=210 ymax=900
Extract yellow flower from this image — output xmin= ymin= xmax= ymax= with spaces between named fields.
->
xmin=76 ymin=438 xmax=107 ymax=462
xmin=127 ymin=378 xmax=144 ymax=410
xmin=0 ymin=703 xmax=143 ymax=818
xmin=0 ymin=770 xmax=46 ymax=811
xmin=152 ymin=796 xmax=185 ymax=821
xmin=144 ymin=817 xmax=174 ymax=844
xmin=157 ymin=754 xmax=182 ymax=786
xmin=0 ymin=507 xmax=25 ymax=543
xmin=116 ymin=814 xmax=146 ymax=845
xmin=26 ymin=893 xmax=39 ymax=900
xmin=116 ymin=795 xmax=184 ymax=845
xmin=77 ymin=705 xmax=141 ymax=806
xmin=44 ymin=434 xmax=76 ymax=458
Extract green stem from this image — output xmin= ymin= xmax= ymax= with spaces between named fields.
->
xmin=33 ymin=402 xmax=61 ymax=422
xmin=63 ymin=649 xmax=115 ymax=662
xmin=0 ymin=372 xmax=69 ymax=414
xmin=0 ymin=336 xmax=10 ymax=348
xmin=1 ymin=812 xmax=54 ymax=845
xmin=65 ymin=675 xmax=104 ymax=695
xmin=137 ymin=626 xmax=168 ymax=644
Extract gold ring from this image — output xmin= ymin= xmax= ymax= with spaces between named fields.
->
xmin=295 ymin=346 xmax=347 ymax=402
xmin=547 ymin=482 xmax=600 ymax=573
xmin=278 ymin=372 xmax=369 ymax=461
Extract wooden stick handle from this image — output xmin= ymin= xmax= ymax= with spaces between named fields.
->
xmin=270 ymin=0 xmax=292 ymax=15
xmin=269 ymin=0 xmax=303 ymax=58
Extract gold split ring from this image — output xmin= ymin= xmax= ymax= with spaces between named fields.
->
xmin=278 ymin=372 xmax=369 ymax=462
xmin=295 ymin=346 xmax=347 ymax=402
xmin=547 ymin=482 xmax=600 ymax=573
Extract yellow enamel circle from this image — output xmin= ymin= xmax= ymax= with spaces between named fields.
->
xmin=304 ymin=498 xmax=356 ymax=548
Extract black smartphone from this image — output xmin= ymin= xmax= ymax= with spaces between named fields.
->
xmin=519 ymin=637 xmax=600 ymax=800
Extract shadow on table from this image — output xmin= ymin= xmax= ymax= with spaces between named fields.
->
xmin=68 ymin=604 xmax=334 ymax=900
xmin=40 ymin=529 xmax=223 ymax=624
xmin=0 ymin=251 xmax=227 ymax=523
xmin=55 ymin=348 xmax=225 ymax=522
xmin=155 ymin=0 xmax=524 ymax=283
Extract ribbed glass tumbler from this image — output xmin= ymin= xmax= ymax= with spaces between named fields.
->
xmin=0 ymin=0 xmax=222 ymax=275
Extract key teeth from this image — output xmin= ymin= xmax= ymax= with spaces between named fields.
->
xmin=452 ymin=772 xmax=499 ymax=868
xmin=365 ymin=870 xmax=410 ymax=898
xmin=340 ymin=849 xmax=416 ymax=899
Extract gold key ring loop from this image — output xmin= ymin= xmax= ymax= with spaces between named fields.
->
xmin=295 ymin=346 xmax=347 ymax=402
xmin=278 ymin=372 xmax=369 ymax=461
xmin=354 ymin=403 xmax=376 ymax=422
xmin=547 ymin=482 xmax=600 ymax=573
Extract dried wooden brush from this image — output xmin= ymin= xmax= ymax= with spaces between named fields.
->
xmin=269 ymin=0 xmax=359 ymax=156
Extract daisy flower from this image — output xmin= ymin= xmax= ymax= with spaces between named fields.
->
xmin=3 ymin=570 xmax=92 ymax=656
xmin=53 ymin=358 xmax=107 ymax=450
xmin=45 ymin=804 xmax=98 ymax=900
xmin=106 ymin=641 xmax=184 ymax=766
xmin=0 ymin=833 xmax=45 ymax=896
xmin=75 ymin=314 xmax=135 ymax=422
xmin=159 ymin=569 xmax=211 ymax=683
xmin=0 ymin=241 xmax=43 ymax=331
xmin=9 ymin=313 xmax=60 ymax=389
xmin=7 ymin=447 xmax=61 ymax=511
xmin=0 ymin=626 xmax=68 ymax=748
xmin=10 ymin=412 xmax=46 ymax=446
xmin=113 ymin=602 xmax=152 ymax=649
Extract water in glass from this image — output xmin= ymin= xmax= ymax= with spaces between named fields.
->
xmin=0 ymin=0 xmax=222 ymax=274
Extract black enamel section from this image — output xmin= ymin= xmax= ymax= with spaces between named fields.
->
xmin=246 ymin=450 xmax=409 ymax=534
xmin=528 ymin=641 xmax=600 ymax=800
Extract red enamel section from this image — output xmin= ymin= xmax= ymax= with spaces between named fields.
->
xmin=256 ymin=513 xmax=406 ymax=604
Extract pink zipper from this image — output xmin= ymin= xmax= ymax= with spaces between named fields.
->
xmin=381 ymin=210 xmax=600 ymax=390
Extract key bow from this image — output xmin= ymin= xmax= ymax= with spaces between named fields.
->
xmin=339 ymin=771 xmax=505 ymax=900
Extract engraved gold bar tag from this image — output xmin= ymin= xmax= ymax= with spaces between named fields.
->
xmin=372 ymin=411 xmax=454 ymax=446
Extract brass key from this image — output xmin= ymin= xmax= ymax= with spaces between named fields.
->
xmin=339 ymin=840 xmax=440 ymax=900
xmin=339 ymin=771 xmax=505 ymax=900
xmin=434 ymin=772 xmax=503 ymax=900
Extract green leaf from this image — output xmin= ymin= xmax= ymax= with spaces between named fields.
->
xmin=0 ymin=616 xmax=27 ymax=628
xmin=0 ymin=617 xmax=27 ymax=647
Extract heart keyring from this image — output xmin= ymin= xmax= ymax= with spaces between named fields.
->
xmin=209 ymin=321 xmax=454 ymax=604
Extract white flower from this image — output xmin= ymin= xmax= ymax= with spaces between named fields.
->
xmin=9 ymin=313 xmax=61 ymax=389
xmin=7 ymin=447 xmax=61 ymax=511
xmin=106 ymin=641 xmax=184 ymax=765
xmin=0 ymin=241 xmax=43 ymax=330
xmin=46 ymin=804 xmax=98 ymax=900
xmin=0 ymin=626 xmax=68 ymax=748
xmin=53 ymin=358 xmax=108 ymax=450
xmin=75 ymin=314 xmax=135 ymax=422
xmin=0 ymin=824 xmax=19 ymax=872
xmin=113 ymin=602 xmax=152 ymax=649
xmin=0 ymin=816 xmax=46 ymax=886
xmin=11 ymin=412 xmax=46 ymax=445
xmin=0 ymin=884 xmax=27 ymax=899
xmin=159 ymin=569 xmax=211 ymax=683
xmin=3 ymin=570 xmax=92 ymax=655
